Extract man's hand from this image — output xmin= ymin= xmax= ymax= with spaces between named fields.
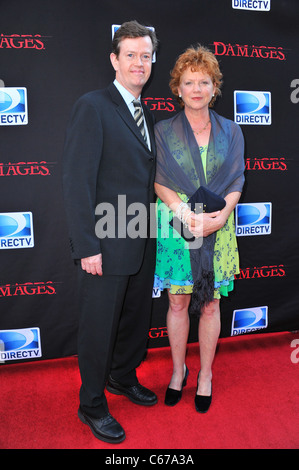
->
xmin=81 ymin=254 xmax=103 ymax=276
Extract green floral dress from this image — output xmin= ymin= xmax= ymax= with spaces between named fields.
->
xmin=154 ymin=146 xmax=240 ymax=299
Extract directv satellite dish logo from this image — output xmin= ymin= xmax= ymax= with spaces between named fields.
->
xmin=234 ymin=90 xmax=271 ymax=125
xmin=0 ymin=87 xmax=28 ymax=125
xmin=231 ymin=306 xmax=268 ymax=336
xmin=0 ymin=212 xmax=34 ymax=249
xmin=235 ymin=203 xmax=272 ymax=236
xmin=0 ymin=327 xmax=42 ymax=361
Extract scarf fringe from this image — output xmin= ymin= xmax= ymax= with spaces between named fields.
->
xmin=189 ymin=269 xmax=215 ymax=316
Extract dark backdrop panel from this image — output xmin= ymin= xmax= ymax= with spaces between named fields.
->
xmin=1 ymin=0 xmax=298 ymax=361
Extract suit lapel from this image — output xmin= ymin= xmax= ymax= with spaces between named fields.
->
xmin=108 ymin=83 xmax=155 ymax=154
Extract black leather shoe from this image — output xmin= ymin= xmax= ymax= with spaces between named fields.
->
xmin=78 ymin=407 xmax=125 ymax=443
xmin=164 ymin=366 xmax=189 ymax=406
xmin=195 ymin=372 xmax=212 ymax=413
xmin=107 ymin=376 xmax=157 ymax=406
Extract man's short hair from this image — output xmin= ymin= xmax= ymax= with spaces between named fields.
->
xmin=112 ymin=20 xmax=158 ymax=57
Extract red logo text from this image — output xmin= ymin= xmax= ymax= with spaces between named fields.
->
xmin=143 ymin=97 xmax=177 ymax=113
xmin=245 ymin=157 xmax=288 ymax=171
xmin=0 ymin=34 xmax=46 ymax=49
xmin=235 ymin=265 xmax=286 ymax=280
xmin=0 ymin=162 xmax=53 ymax=176
xmin=0 ymin=282 xmax=57 ymax=297
xmin=213 ymin=42 xmax=286 ymax=60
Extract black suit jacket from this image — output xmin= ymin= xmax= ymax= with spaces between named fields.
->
xmin=63 ymin=83 xmax=156 ymax=275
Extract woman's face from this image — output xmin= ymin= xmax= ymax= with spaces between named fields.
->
xmin=177 ymin=67 xmax=216 ymax=113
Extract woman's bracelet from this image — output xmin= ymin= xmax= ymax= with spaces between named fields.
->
xmin=175 ymin=202 xmax=194 ymax=226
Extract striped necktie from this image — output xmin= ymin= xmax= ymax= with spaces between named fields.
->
xmin=133 ymin=100 xmax=147 ymax=143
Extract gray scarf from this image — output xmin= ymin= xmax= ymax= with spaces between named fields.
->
xmin=155 ymin=109 xmax=245 ymax=315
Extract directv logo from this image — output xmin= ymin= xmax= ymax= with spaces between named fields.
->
xmin=231 ymin=306 xmax=268 ymax=336
xmin=0 ymin=212 xmax=34 ymax=249
xmin=0 ymin=87 xmax=28 ymax=125
xmin=0 ymin=328 xmax=42 ymax=361
xmin=232 ymin=0 xmax=271 ymax=11
xmin=152 ymin=287 xmax=161 ymax=298
xmin=235 ymin=203 xmax=272 ymax=236
xmin=234 ymin=90 xmax=271 ymax=125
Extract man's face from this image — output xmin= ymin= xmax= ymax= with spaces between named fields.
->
xmin=110 ymin=36 xmax=153 ymax=98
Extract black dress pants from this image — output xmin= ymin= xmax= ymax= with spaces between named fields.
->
xmin=76 ymin=239 xmax=155 ymax=418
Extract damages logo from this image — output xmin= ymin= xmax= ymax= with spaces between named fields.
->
xmin=0 ymin=281 xmax=57 ymax=297
xmin=213 ymin=42 xmax=285 ymax=60
xmin=142 ymin=97 xmax=177 ymax=113
xmin=245 ymin=157 xmax=287 ymax=171
xmin=0 ymin=161 xmax=53 ymax=176
xmin=0 ymin=34 xmax=46 ymax=49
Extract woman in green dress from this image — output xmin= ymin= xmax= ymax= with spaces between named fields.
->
xmin=154 ymin=45 xmax=245 ymax=413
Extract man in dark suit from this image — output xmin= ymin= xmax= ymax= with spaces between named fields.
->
xmin=62 ymin=21 xmax=158 ymax=443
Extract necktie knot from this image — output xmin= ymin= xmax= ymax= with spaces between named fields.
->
xmin=133 ymin=99 xmax=142 ymax=110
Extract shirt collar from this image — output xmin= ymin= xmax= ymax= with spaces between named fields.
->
xmin=113 ymin=79 xmax=141 ymax=106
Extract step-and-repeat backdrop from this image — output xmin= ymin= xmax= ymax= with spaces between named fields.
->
xmin=1 ymin=0 xmax=299 ymax=362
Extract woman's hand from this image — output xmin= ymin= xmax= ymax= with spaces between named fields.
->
xmin=189 ymin=211 xmax=225 ymax=238
xmin=188 ymin=191 xmax=242 ymax=238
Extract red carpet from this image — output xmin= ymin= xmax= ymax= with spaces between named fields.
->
xmin=1 ymin=332 xmax=298 ymax=449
